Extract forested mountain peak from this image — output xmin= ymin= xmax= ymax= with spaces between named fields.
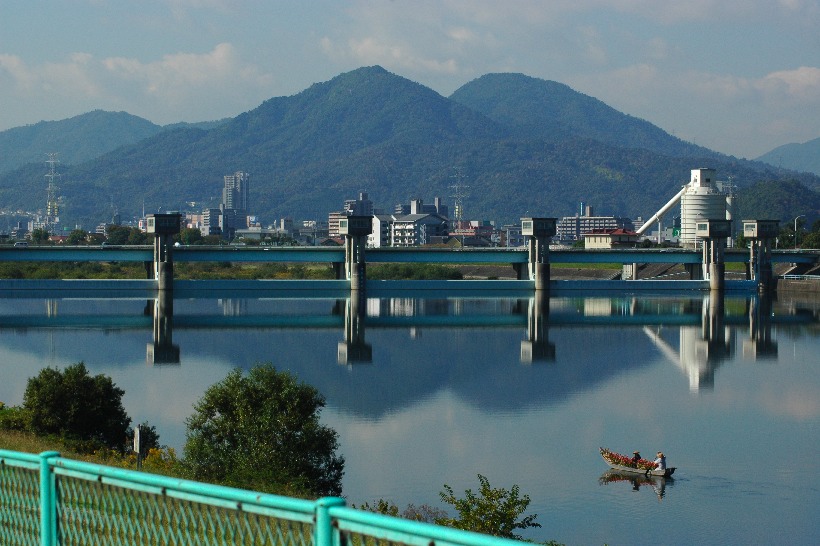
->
xmin=0 ymin=110 xmax=162 ymax=174
xmin=450 ymin=72 xmax=715 ymax=158
xmin=0 ymin=67 xmax=817 ymax=229
xmin=756 ymin=136 xmax=820 ymax=176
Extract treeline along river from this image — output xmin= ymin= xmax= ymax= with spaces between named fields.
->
xmin=0 ymin=290 xmax=817 ymax=545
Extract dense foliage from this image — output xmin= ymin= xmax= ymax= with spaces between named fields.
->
xmin=368 ymin=263 xmax=463 ymax=280
xmin=437 ymin=474 xmax=541 ymax=540
xmin=183 ymin=364 xmax=345 ymax=497
xmin=22 ymin=362 xmax=131 ymax=451
xmin=1 ymin=66 xmax=817 ymax=230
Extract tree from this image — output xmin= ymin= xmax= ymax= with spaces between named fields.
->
xmin=31 ymin=228 xmax=50 ymax=244
xmin=178 ymin=228 xmax=203 ymax=245
xmin=128 ymin=421 xmax=162 ymax=451
xmin=802 ymin=231 xmax=820 ymax=249
xmin=183 ymin=364 xmax=344 ymax=496
xmin=66 ymin=229 xmax=89 ymax=245
xmin=436 ymin=474 xmax=541 ymax=539
xmin=23 ymin=362 xmax=131 ymax=450
xmin=106 ymin=225 xmax=150 ymax=245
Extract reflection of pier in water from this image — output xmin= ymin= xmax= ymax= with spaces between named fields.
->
xmin=642 ymin=292 xmax=780 ymax=391
xmin=1 ymin=292 xmax=814 ymax=375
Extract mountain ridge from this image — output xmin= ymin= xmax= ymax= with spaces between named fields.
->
xmin=756 ymin=136 xmax=820 ymax=176
xmin=1 ymin=66 xmax=818 ymax=228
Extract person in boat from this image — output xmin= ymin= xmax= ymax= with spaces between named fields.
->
xmin=631 ymin=451 xmax=642 ymax=465
xmin=654 ymin=452 xmax=666 ymax=471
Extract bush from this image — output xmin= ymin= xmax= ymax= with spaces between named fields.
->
xmin=436 ymin=474 xmax=541 ymax=539
xmin=23 ymin=362 xmax=131 ymax=451
xmin=183 ymin=364 xmax=344 ymax=497
xmin=0 ymin=405 xmax=30 ymax=431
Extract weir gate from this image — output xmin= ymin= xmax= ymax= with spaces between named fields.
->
xmin=1 ymin=215 xmax=817 ymax=293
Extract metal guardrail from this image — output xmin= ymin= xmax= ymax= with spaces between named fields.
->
xmin=780 ymin=274 xmax=820 ymax=280
xmin=0 ymin=450 xmax=525 ymax=546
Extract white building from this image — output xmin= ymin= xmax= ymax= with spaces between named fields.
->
xmin=390 ymin=214 xmax=449 ymax=247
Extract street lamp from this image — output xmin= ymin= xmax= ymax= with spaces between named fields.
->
xmin=794 ymin=215 xmax=805 ymax=249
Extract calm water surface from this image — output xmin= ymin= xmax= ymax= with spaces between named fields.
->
xmin=0 ymin=290 xmax=817 ymax=546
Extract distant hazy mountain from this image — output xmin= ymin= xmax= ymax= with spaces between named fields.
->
xmin=0 ymin=111 xmax=163 ymax=174
xmin=756 ymin=137 xmax=820 ymax=176
xmin=0 ymin=66 xmax=817 ymax=229
xmin=450 ymin=73 xmax=716 ymax=159
xmin=0 ymin=111 xmax=233 ymax=176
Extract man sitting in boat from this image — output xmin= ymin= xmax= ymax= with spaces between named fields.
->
xmin=631 ymin=451 xmax=642 ymax=464
xmin=654 ymin=452 xmax=666 ymax=471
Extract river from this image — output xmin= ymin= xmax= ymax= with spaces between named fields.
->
xmin=0 ymin=289 xmax=817 ymax=545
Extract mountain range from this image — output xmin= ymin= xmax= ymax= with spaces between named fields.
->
xmin=756 ymin=137 xmax=820 ymax=177
xmin=0 ymin=66 xmax=818 ymax=230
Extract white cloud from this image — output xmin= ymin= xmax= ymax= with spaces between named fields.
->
xmin=0 ymin=44 xmax=273 ymax=127
xmin=759 ymin=66 xmax=820 ymax=101
xmin=104 ymin=43 xmax=250 ymax=97
xmin=322 ymin=36 xmax=459 ymax=75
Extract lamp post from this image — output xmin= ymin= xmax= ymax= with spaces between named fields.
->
xmin=794 ymin=215 xmax=805 ymax=249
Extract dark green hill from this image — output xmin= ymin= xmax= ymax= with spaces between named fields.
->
xmin=756 ymin=137 xmax=820 ymax=176
xmin=449 ymin=73 xmax=715 ymax=158
xmin=0 ymin=110 xmax=163 ymax=174
xmin=738 ymin=179 xmax=820 ymax=222
xmin=1 ymin=66 xmax=819 ymax=229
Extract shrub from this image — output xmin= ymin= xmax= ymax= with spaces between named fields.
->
xmin=183 ymin=364 xmax=344 ymax=497
xmin=23 ymin=362 xmax=131 ymax=451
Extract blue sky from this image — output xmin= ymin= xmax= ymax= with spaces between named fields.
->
xmin=1 ymin=0 xmax=818 ymax=158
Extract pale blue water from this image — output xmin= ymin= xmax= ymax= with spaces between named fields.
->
xmin=0 ymin=291 xmax=817 ymax=545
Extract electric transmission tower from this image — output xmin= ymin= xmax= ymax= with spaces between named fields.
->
xmin=45 ymin=153 xmax=61 ymax=229
xmin=449 ymin=168 xmax=469 ymax=229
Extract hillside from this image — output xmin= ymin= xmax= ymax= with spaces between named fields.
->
xmin=756 ymin=137 xmax=820 ymax=176
xmin=449 ymin=73 xmax=716 ymax=158
xmin=0 ymin=111 xmax=163 ymax=175
xmin=1 ymin=66 xmax=819 ymax=230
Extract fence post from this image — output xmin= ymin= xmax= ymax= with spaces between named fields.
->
xmin=315 ymin=497 xmax=346 ymax=546
xmin=39 ymin=451 xmax=60 ymax=546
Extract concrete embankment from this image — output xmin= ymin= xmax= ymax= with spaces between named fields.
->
xmin=778 ymin=279 xmax=820 ymax=293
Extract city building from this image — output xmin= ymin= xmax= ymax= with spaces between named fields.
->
xmin=223 ymin=171 xmax=250 ymax=213
xmin=199 ymin=171 xmax=252 ymax=239
xmin=556 ymin=205 xmax=635 ymax=243
xmin=329 ymin=192 xmax=376 ymax=238
xmin=584 ymin=228 xmax=640 ymax=249
xmin=500 ymin=224 xmax=525 ymax=248
xmin=450 ymin=220 xmax=495 ymax=246
xmin=391 ymin=214 xmax=449 ymax=247
xmin=368 ymin=214 xmax=393 ymax=248
xmin=394 ymin=197 xmax=448 ymax=218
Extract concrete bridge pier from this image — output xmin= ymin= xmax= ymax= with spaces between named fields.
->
xmin=146 ymin=213 xmax=182 ymax=291
xmin=337 ymin=295 xmax=372 ymax=365
xmin=684 ymin=263 xmax=703 ymax=280
xmin=696 ymin=219 xmax=732 ymax=292
xmin=521 ymin=217 xmax=557 ymax=291
xmin=520 ymin=293 xmax=555 ymax=363
xmin=340 ymin=215 xmax=373 ymax=293
xmin=147 ymin=291 xmax=180 ymax=365
xmin=742 ymin=220 xmax=779 ymax=293
xmin=745 ymin=294 xmax=777 ymax=358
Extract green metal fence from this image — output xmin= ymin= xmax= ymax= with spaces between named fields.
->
xmin=0 ymin=450 xmax=525 ymax=546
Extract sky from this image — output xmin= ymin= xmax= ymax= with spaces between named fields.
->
xmin=1 ymin=0 xmax=818 ymax=159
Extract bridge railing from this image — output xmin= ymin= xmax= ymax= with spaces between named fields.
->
xmin=0 ymin=449 xmax=525 ymax=546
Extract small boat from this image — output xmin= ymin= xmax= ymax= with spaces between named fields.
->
xmin=600 ymin=447 xmax=676 ymax=478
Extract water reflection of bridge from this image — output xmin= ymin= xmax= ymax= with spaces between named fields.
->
xmin=0 ymin=292 xmax=815 ymax=389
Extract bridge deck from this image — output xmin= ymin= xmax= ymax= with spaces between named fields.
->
xmin=1 ymin=245 xmax=817 ymax=265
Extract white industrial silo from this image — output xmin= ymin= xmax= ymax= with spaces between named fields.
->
xmin=679 ymin=168 xmax=727 ymax=247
